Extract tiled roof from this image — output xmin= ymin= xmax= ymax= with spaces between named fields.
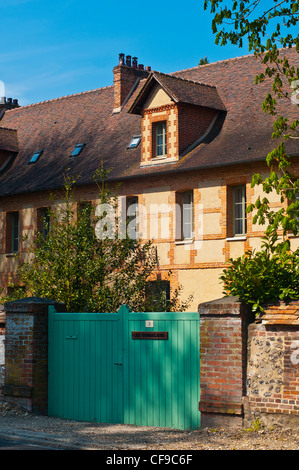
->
xmin=0 ymin=127 xmax=18 ymax=152
xmin=129 ymin=71 xmax=226 ymax=114
xmin=261 ymin=301 xmax=299 ymax=326
xmin=0 ymin=48 xmax=298 ymax=197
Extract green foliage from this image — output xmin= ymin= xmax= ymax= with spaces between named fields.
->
xmin=204 ymin=0 xmax=299 ymax=51
xmin=221 ymin=232 xmax=299 ymax=313
xmin=204 ymin=1 xmax=299 ymax=312
xmin=204 ymin=0 xmax=299 ymax=147
xmin=199 ymin=57 xmax=209 ymax=65
xmin=244 ymin=418 xmax=263 ymax=432
xmin=1 ymin=166 xmax=192 ymax=313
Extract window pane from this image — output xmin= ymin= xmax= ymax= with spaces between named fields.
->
xmin=182 ymin=191 xmax=193 ymax=239
xmin=12 ymin=213 xmax=19 ymax=252
xmin=154 ymin=122 xmax=167 ymax=156
xmin=127 ymin=197 xmax=138 ymax=239
xmin=233 ymin=185 xmax=246 ymax=236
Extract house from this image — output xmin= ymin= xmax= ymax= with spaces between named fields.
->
xmin=0 ymin=49 xmax=299 ymax=311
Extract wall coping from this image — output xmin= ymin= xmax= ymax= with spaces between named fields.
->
xmin=4 ymin=297 xmax=66 ymax=314
xmin=198 ymin=296 xmax=251 ymax=317
xmin=260 ymin=300 xmax=299 ymax=327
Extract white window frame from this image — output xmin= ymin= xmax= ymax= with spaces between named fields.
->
xmin=233 ymin=185 xmax=247 ymax=237
xmin=153 ymin=121 xmax=167 ymax=157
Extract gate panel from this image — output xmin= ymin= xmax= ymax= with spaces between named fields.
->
xmin=48 ymin=311 xmax=123 ymax=423
xmin=123 ymin=312 xmax=200 ymax=430
xmin=48 ymin=306 xmax=200 ymax=430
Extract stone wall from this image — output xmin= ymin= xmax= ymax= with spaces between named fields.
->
xmin=243 ymin=303 xmax=299 ymax=430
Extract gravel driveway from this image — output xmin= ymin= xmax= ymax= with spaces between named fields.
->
xmin=0 ymin=399 xmax=299 ymax=450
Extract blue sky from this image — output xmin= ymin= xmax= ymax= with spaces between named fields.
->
xmin=0 ymin=0 xmax=269 ymax=106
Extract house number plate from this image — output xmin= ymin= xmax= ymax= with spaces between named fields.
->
xmin=132 ymin=331 xmax=168 ymax=340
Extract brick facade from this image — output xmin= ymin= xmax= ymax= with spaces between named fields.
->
xmin=3 ymin=297 xmax=66 ymax=414
xmin=198 ymin=297 xmax=254 ymax=428
xmin=1 ymin=159 xmax=299 ymax=311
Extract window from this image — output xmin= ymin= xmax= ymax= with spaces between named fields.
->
xmin=127 ymin=196 xmax=138 ymax=240
xmin=145 ymin=280 xmax=170 ymax=311
xmin=70 ymin=143 xmax=85 ymax=157
xmin=153 ymin=121 xmax=167 ymax=157
xmin=176 ymin=190 xmax=194 ymax=240
xmin=37 ymin=207 xmax=50 ymax=240
xmin=295 ymin=192 xmax=299 ymax=223
xmin=29 ymin=150 xmax=43 ymax=164
xmin=127 ymin=135 xmax=141 ymax=149
xmin=6 ymin=211 xmax=19 ymax=253
xmin=233 ymin=185 xmax=247 ymax=236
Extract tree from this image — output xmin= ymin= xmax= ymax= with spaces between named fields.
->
xmin=199 ymin=57 xmax=209 ymax=65
xmin=1 ymin=165 xmax=192 ymax=313
xmin=204 ymin=1 xmax=299 ymax=311
xmin=204 ymin=1 xmax=299 ymax=237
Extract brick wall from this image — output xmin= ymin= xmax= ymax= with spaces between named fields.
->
xmin=198 ymin=297 xmax=254 ymax=428
xmin=198 ymin=297 xmax=299 ymax=430
xmin=3 ymin=297 xmax=66 ymax=414
xmin=178 ymin=104 xmax=218 ymax=154
xmin=113 ymin=62 xmax=148 ymax=110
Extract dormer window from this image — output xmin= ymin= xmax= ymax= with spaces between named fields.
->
xmin=127 ymin=135 xmax=141 ymax=149
xmin=70 ymin=143 xmax=85 ymax=157
xmin=29 ymin=150 xmax=43 ymax=164
xmin=128 ymin=71 xmax=226 ymax=168
xmin=153 ymin=121 xmax=167 ymax=157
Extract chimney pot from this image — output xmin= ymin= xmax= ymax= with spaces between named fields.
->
xmin=13 ymin=99 xmax=18 ymax=105
xmin=132 ymin=57 xmax=138 ymax=68
xmin=0 ymin=97 xmax=6 ymax=104
xmin=126 ymin=55 xmax=132 ymax=67
xmin=145 ymin=66 xmax=151 ymax=71
xmin=119 ymin=53 xmax=125 ymax=65
xmin=138 ymin=64 xmax=144 ymax=70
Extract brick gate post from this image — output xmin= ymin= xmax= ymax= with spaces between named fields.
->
xmin=198 ymin=296 xmax=254 ymax=428
xmin=3 ymin=297 xmax=66 ymax=414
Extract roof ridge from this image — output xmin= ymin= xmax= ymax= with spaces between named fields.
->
xmin=170 ymin=52 xmax=257 ymax=76
xmin=4 ymin=85 xmax=113 ymax=112
xmin=171 ymin=44 xmax=297 ymax=76
xmin=153 ymin=70 xmax=217 ymax=89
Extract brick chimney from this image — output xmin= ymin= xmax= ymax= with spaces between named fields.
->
xmin=113 ymin=53 xmax=150 ymax=113
xmin=0 ymin=97 xmax=20 ymax=111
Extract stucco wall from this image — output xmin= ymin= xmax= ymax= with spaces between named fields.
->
xmin=1 ymin=162 xmax=299 ymax=311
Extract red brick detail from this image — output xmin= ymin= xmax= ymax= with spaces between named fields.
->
xmin=3 ymin=298 xmax=66 ymax=414
xmin=198 ymin=297 xmax=253 ymax=427
xmin=178 ymin=104 xmax=218 ymax=154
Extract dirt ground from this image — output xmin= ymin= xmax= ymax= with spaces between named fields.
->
xmin=0 ymin=398 xmax=299 ymax=450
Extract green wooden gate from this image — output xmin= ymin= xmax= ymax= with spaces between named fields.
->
xmin=48 ymin=305 xmax=200 ymax=430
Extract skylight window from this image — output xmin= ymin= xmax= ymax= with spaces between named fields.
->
xmin=29 ymin=151 xmax=43 ymax=164
xmin=127 ymin=135 xmax=141 ymax=149
xmin=70 ymin=143 xmax=85 ymax=157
